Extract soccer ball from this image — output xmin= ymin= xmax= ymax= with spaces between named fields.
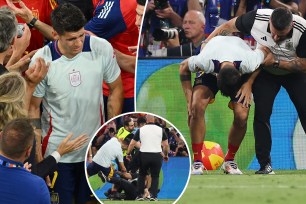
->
xmin=202 ymin=141 xmax=224 ymax=170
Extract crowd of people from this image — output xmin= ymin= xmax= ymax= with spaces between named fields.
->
xmin=87 ymin=113 xmax=188 ymax=201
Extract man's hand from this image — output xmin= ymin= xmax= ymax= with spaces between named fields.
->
xmin=155 ymin=4 xmax=174 ymax=19
xmin=236 ymin=80 xmax=253 ymax=108
xmin=84 ymin=30 xmax=97 ymax=37
xmin=23 ymin=162 xmax=32 ymax=172
xmin=6 ymin=0 xmax=34 ymax=23
xmin=258 ymin=45 xmax=275 ymax=67
xmin=12 ymin=23 xmax=31 ymax=54
xmin=7 ymin=49 xmax=37 ymax=72
xmin=24 ymin=57 xmax=49 ymax=88
xmin=57 ymin=133 xmax=89 ymax=156
xmin=128 ymin=46 xmax=138 ymax=55
xmin=163 ymin=155 xmax=169 ymax=162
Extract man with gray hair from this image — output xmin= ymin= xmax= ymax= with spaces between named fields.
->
xmin=0 ymin=6 xmax=33 ymax=74
xmin=153 ymin=10 xmax=206 ymax=57
xmin=0 ymin=6 xmax=18 ymax=74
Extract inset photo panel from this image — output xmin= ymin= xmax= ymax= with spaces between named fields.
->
xmin=85 ymin=112 xmax=191 ymax=203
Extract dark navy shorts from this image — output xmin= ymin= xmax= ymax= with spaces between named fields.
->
xmin=87 ymin=161 xmax=114 ymax=178
xmin=51 ymin=162 xmax=95 ymax=204
xmin=193 ymin=72 xmax=251 ymax=108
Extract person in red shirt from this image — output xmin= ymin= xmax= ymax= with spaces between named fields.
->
xmin=85 ymin=0 xmax=139 ymax=117
xmin=4 ymin=0 xmax=57 ymax=52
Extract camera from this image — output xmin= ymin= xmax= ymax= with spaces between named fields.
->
xmin=152 ymin=27 xmax=186 ymax=43
xmin=152 ymin=28 xmax=177 ymax=41
xmin=17 ymin=24 xmax=24 ymax=38
xmin=154 ymin=0 xmax=169 ymax=10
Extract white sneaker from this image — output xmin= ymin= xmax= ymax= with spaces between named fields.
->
xmin=191 ymin=161 xmax=204 ymax=175
xmin=221 ymin=160 xmax=243 ymax=175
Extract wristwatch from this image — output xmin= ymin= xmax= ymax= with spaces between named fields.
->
xmin=27 ymin=17 xmax=38 ymax=29
xmin=273 ymin=59 xmax=280 ymax=69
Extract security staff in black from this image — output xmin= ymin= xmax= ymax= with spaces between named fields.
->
xmin=204 ymin=7 xmax=306 ymax=174
xmin=126 ymin=115 xmax=169 ymax=201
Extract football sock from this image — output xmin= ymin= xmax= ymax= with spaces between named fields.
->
xmin=192 ymin=143 xmax=203 ymax=162
xmin=225 ymin=143 xmax=240 ymax=161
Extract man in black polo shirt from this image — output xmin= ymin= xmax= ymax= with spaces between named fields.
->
xmin=204 ymin=7 xmax=306 ymax=174
xmin=126 ymin=114 xmax=169 ymax=201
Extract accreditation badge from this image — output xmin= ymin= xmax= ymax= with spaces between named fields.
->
xmin=50 ymin=191 xmax=59 ymax=204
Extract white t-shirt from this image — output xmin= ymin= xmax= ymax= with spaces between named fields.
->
xmin=188 ymin=36 xmax=264 ymax=74
xmin=93 ymin=137 xmax=123 ymax=168
xmin=133 ymin=124 xmax=167 ymax=153
xmin=31 ymin=36 xmax=121 ymax=163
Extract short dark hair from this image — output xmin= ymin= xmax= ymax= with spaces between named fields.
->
xmin=123 ymin=117 xmax=133 ymax=127
xmin=137 ymin=0 xmax=146 ymax=6
xmin=217 ymin=66 xmax=242 ymax=98
xmin=271 ymin=7 xmax=293 ymax=31
xmin=51 ymin=2 xmax=86 ymax=35
xmin=109 ymin=127 xmax=115 ymax=133
xmin=137 ymin=116 xmax=146 ymax=125
xmin=0 ymin=118 xmax=35 ymax=159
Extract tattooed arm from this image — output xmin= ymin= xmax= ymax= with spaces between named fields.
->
xmin=204 ymin=17 xmax=239 ymax=42
xmin=204 ymin=10 xmax=256 ymax=44
xmin=278 ymin=58 xmax=306 ymax=73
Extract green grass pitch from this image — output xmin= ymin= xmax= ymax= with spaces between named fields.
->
xmin=178 ymin=170 xmax=306 ymax=204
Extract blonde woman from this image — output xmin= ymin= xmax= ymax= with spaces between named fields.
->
xmin=0 ymin=72 xmax=27 ymax=130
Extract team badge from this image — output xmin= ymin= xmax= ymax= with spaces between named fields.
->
xmin=31 ymin=9 xmax=39 ymax=19
xmin=69 ymin=71 xmax=82 ymax=87
xmin=50 ymin=191 xmax=59 ymax=204
xmin=285 ymin=41 xmax=293 ymax=50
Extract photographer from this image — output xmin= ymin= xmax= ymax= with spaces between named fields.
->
xmin=147 ymin=0 xmax=184 ymax=27
xmin=152 ymin=10 xmax=206 ymax=57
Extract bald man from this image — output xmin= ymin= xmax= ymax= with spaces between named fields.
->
xmin=154 ymin=10 xmax=206 ymax=57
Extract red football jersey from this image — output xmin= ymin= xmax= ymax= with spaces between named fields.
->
xmin=87 ymin=0 xmax=138 ymax=98
xmin=0 ymin=0 xmax=57 ymax=52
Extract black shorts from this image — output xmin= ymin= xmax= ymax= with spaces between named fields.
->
xmin=193 ymin=72 xmax=251 ymax=108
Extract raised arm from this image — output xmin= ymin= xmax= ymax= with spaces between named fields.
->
xmin=205 ymin=17 xmax=239 ymax=42
xmin=6 ymin=24 xmax=31 ymax=68
xmin=24 ymin=58 xmax=49 ymax=111
xmin=6 ymin=0 xmax=54 ymax=41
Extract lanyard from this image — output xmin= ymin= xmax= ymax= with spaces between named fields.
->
xmin=0 ymin=158 xmax=23 ymax=168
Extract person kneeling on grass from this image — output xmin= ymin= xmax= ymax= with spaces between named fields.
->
xmin=87 ymin=136 xmax=129 ymax=181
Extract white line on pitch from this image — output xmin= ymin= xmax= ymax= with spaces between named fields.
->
xmin=188 ymin=185 xmax=306 ymax=189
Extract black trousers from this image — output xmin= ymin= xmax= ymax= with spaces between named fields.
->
xmin=137 ymin=152 xmax=163 ymax=198
xmin=252 ymin=70 xmax=306 ymax=167
xmin=109 ymin=177 xmax=137 ymax=200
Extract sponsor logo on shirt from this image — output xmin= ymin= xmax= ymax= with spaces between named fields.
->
xmin=98 ymin=1 xmax=114 ymax=19
xmin=261 ymin=36 xmax=267 ymax=41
